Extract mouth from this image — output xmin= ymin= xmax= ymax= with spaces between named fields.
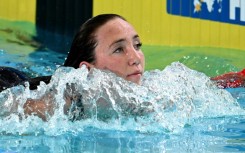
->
xmin=127 ymin=71 xmax=142 ymax=77
xmin=126 ymin=71 xmax=142 ymax=83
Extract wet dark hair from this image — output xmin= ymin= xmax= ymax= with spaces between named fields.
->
xmin=64 ymin=14 xmax=126 ymax=68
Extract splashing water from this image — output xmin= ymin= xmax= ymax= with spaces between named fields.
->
xmin=0 ymin=62 xmax=244 ymax=136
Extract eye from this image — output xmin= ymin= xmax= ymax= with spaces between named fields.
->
xmin=134 ymin=42 xmax=142 ymax=50
xmin=113 ymin=47 xmax=124 ymax=53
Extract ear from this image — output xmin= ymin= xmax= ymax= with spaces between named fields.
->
xmin=79 ymin=61 xmax=94 ymax=70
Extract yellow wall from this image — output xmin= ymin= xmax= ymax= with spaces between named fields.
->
xmin=0 ymin=0 xmax=36 ymax=23
xmin=93 ymin=0 xmax=245 ymax=51
xmin=0 ymin=0 xmax=244 ymax=51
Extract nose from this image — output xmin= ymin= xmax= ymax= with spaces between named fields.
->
xmin=127 ymin=47 xmax=141 ymax=66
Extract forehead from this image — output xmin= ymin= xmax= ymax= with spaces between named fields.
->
xmin=95 ymin=18 xmax=137 ymax=41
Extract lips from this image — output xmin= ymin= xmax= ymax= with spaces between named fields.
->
xmin=126 ymin=71 xmax=143 ymax=84
xmin=127 ymin=71 xmax=142 ymax=77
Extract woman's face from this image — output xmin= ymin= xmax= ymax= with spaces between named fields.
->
xmin=92 ymin=18 xmax=145 ymax=84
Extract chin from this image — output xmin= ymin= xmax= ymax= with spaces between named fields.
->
xmin=127 ymin=78 xmax=141 ymax=85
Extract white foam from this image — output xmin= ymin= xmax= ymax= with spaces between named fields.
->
xmin=0 ymin=62 xmax=244 ymax=135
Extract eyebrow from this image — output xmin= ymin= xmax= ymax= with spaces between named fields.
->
xmin=109 ymin=35 xmax=140 ymax=48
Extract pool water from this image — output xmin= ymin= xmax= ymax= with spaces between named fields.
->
xmin=0 ymin=19 xmax=245 ymax=153
xmin=0 ymin=64 xmax=244 ymax=153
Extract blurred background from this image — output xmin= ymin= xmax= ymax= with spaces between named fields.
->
xmin=0 ymin=0 xmax=244 ymax=77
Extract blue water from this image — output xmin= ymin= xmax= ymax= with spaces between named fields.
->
xmin=1 ymin=25 xmax=245 ymax=153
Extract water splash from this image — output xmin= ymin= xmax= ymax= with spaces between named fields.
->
xmin=0 ymin=62 xmax=244 ymax=135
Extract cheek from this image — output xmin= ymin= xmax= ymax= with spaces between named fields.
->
xmin=140 ymin=53 xmax=145 ymax=66
xmin=95 ymin=58 xmax=127 ymax=77
xmin=94 ymin=56 xmax=121 ymax=70
xmin=94 ymin=52 xmax=108 ymax=69
xmin=94 ymin=60 xmax=107 ymax=70
xmin=141 ymin=54 xmax=145 ymax=61
xmin=105 ymin=59 xmax=125 ymax=71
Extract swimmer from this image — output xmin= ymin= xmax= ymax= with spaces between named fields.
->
xmin=25 ymin=14 xmax=145 ymax=121
xmin=0 ymin=14 xmax=244 ymax=120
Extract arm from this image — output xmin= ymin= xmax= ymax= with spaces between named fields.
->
xmin=23 ymin=94 xmax=55 ymax=121
xmin=23 ymin=83 xmax=78 ymax=121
